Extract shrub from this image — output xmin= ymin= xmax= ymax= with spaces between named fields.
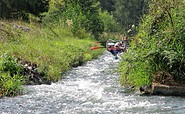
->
xmin=0 ymin=72 xmax=24 ymax=97
xmin=0 ymin=54 xmax=23 ymax=76
xmin=99 ymin=11 xmax=121 ymax=33
xmin=43 ymin=0 xmax=104 ymax=39
xmin=119 ymin=0 xmax=185 ymax=88
xmin=0 ymin=54 xmax=24 ymax=97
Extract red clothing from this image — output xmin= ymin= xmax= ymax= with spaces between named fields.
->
xmin=107 ymin=46 xmax=116 ymax=51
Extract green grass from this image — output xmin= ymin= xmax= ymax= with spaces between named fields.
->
xmin=0 ymin=20 xmax=104 ymax=97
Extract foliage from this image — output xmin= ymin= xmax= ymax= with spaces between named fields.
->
xmin=0 ymin=0 xmax=108 ymax=97
xmin=119 ymin=0 xmax=185 ymax=88
xmin=113 ymin=0 xmax=149 ymax=34
xmin=98 ymin=32 xmax=121 ymax=46
xmin=99 ymin=10 xmax=121 ymax=33
xmin=43 ymin=0 xmax=104 ymax=39
xmin=147 ymin=0 xmax=185 ymax=82
xmin=100 ymin=0 xmax=115 ymax=13
xmin=0 ymin=20 xmax=104 ymax=97
xmin=0 ymin=54 xmax=23 ymax=77
xmin=0 ymin=54 xmax=24 ymax=97
xmin=0 ymin=20 xmax=104 ymax=82
xmin=0 ymin=73 xmax=24 ymax=97
xmin=0 ymin=0 xmax=49 ymax=20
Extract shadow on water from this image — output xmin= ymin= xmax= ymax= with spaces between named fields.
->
xmin=1 ymin=51 xmax=185 ymax=114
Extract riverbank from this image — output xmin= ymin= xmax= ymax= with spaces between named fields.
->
xmin=0 ymin=20 xmax=104 ymax=97
xmin=140 ymin=74 xmax=185 ymax=96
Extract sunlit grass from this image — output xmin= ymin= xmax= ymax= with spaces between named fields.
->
xmin=0 ymin=20 xmax=104 ymax=96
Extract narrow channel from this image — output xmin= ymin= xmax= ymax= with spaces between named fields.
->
xmin=1 ymin=51 xmax=185 ymax=114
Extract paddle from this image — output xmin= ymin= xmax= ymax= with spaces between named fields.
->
xmin=90 ymin=46 xmax=104 ymax=50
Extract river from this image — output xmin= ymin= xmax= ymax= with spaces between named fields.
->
xmin=0 ymin=51 xmax=185 ymax=114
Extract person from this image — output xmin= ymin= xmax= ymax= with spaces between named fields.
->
xmin=114 ymin=42 xmax=123 ymax=59
xmin=106 ymin=38 xmax=126 ymax=59
xmin=107 ymin=41 xmax=120 ymax=59
xmin=121 ymin=35 xmax=128 ymax=52
xmin=107 ymin=45 xmax=115 ymax=55
xmin=114 ymin=42 xmax=123 ymax=52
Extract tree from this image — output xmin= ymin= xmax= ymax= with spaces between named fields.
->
xmin=0 ymin=0 xmax=49 ymax=20
xmin=100 ymin=0 xmax=115 ymax=13
xmin=113 ymin=0 xmax=149 ymax=33
xmin=63 ymin=0 xmax=104 ymax=38
xmin=99 ymin=11 xmax=121 ymax=32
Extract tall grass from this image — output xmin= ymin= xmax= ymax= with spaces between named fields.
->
xmin=0 ymin=20 xmax=104 ymax=97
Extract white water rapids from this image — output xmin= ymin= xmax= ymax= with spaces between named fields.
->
xmin=1 ymin=51 xmax=185 ymax=114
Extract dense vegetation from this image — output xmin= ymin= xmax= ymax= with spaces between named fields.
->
xmin=119 ymin=0 xmax=185 ymax=88
xmin=2 ymin=0 xmax=148 ymax=97
xmin=113 ymin=0 xmax=149 ymax=33
xmin=0 ymin=0 xmax=49 ymax=20
xmin=0 ymin=0 xmax=112 ymax=97
xmin=100 ymin=0 xmax=149 ymax=35
xmin=1 ymin=0 xmax=183 ymax=97
xmin=0 ymin=19 xmax=105 ymax=97
xmin=0 ymin=0 xmax=150 ymax=37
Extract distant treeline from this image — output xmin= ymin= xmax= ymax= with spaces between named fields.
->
xmin=0 ymin=0 xmax=150 ymax=36
xmin=100 ymin=0 xmax=149 ymax=32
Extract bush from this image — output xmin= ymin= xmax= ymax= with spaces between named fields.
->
xmin=0 ymin=73 xmax=24 ymax=97
xmin=99 ymin=11 xmax=121 ymax=33
xmin=119 ymin=0 xmax=185 ymax=88
xmin=0 ymin=54 xmax=23 ymax=76
xmin=0 ymin=54 xmax=24 ymax=97
xmin=43 ymin=0 xmax=104 ymax=39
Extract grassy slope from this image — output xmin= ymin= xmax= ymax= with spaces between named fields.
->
xmin=0 ymin=20 xmax=104 ymax=82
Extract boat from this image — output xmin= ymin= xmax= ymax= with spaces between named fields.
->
xmin=106 ymin=39 xmax=125 ymax=59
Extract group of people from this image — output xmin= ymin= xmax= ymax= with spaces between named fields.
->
xmin=107 ymin=35 xmax=128 ymax=59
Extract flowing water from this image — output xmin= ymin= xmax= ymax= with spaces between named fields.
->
xmin=1 ymin=51 xmax=185 ymax=114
